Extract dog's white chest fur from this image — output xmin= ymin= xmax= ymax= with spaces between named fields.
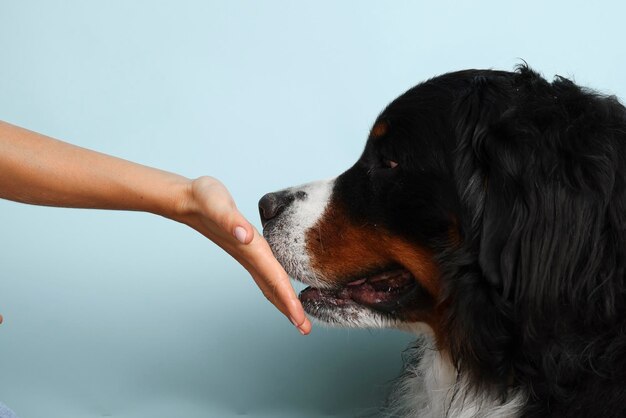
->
xmin=386 ymin=338 xmax=524 ymax=418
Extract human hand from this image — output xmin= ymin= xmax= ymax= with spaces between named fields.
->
xmin=176 ymin=176 xmax=311 ymax=335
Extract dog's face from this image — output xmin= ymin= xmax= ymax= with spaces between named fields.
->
xmin=259 ymin=75 xmax=465 ymax=337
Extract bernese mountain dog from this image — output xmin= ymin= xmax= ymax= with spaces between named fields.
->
xmin=258 ymin=65 xmax=626 ymax=417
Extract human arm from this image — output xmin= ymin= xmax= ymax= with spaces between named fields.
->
xmin=0 ymin=120 xmax=311 ymax=334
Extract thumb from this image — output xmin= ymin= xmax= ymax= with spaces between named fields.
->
xmin=231 ymin=212 xmax=255 ymax=245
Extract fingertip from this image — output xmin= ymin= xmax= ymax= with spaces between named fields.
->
xmin=285 ymin=298 xmax=311 ymax=335
xmin=298 ymin=318 xmax=312 ymax=335
xmin=0 ymin=314 xmax=3 ymax=325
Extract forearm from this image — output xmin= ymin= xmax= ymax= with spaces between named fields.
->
xmin=0 ymin=120 xmax=191 ymax=219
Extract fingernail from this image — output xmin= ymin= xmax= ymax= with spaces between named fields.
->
xmin=298 ymin=327 xmax=307 ymax=335
xmin=289 ymin=316 xmax=299 ymax=327
xmin=234 ymin=226 xmax=247 ymax=243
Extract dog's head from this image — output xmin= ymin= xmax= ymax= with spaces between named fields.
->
xmin=259 ymin=69 xmax=490 ymax=338
xmin=260 ymin=66 xmax=626 ymax=404
xmin=258 ymin=94 xmax=457 ymax=335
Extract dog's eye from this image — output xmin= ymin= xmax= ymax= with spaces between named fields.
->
xmin=381 ymin=159 xmax=398 ymax=169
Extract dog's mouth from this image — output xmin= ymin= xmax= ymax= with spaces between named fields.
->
xmin=299 ymin=268 xmax=429 ymax=316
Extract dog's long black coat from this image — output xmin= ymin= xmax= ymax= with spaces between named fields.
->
xmin=341 ymin=66 xmax=626 ymax=417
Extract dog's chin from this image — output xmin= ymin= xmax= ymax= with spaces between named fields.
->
xmin=298 ymin=268 xmax=434 ymax=332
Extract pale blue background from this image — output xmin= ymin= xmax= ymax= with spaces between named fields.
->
xmin=0 ymin=1 xmax=625 ymax=417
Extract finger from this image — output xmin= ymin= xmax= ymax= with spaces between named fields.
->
xmin=227 ymin=222 xmax=312 ymax=334
xmin=240 ymin=264 xmax=312 ymax=335
xmin=299 ymin=317 xmax=312 ymax=335
xmin=239 ymin=243 xmax=310 ymax=334
xmin=0 ymin=314 xmax=3 ymax=324
xmin=248 ymin=264 xmax=309 ymax=333
xmin=228 ymin=248 xmax=305 ymax=326
xmin=285 ymin=296 xmax=312 ymax=335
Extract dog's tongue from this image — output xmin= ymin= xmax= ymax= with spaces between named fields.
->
xmin=299 ymin=269 xmax=415 ymax=310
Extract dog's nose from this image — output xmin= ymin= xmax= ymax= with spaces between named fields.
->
xmin=258 ymin=191 xmax=293 ymax=227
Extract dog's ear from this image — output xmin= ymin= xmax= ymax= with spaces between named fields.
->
xmin=444 ymin=74 xmax=517 ymax=393
xmin=459 ymin=70 xmax=623 ymax=313
xmin=453 ymin=75 xmax=516 ymax=291
xmin=447 ymin=68 xmax=626 ymax=394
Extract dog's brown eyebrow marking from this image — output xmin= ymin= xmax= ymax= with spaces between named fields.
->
xmin=370 ymin=121 xmax=388 ymax=139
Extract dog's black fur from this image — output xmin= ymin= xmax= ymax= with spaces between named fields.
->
xmin=337 ymin=65 xmax=626 ymax=416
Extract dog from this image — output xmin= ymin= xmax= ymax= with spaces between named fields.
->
xmin=259 ymin=65 xmax=626 ymax=417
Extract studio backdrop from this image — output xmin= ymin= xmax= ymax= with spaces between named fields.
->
xmin=0 ymin=1 xmax=624 ymax=417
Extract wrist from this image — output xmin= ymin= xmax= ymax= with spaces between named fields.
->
xmin=163 ymin=176 xmax=196 ymax=223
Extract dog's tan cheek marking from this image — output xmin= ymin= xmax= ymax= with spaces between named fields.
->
xmin=305 ymin=201 xmax=391 ymax=283
xmin=305 ymin=201 xmax=441 ymax=298
xmin=305 ymin=203 xmax=450 ymax=346
xmin=384 ymin=238 xmax=440 ymax=298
